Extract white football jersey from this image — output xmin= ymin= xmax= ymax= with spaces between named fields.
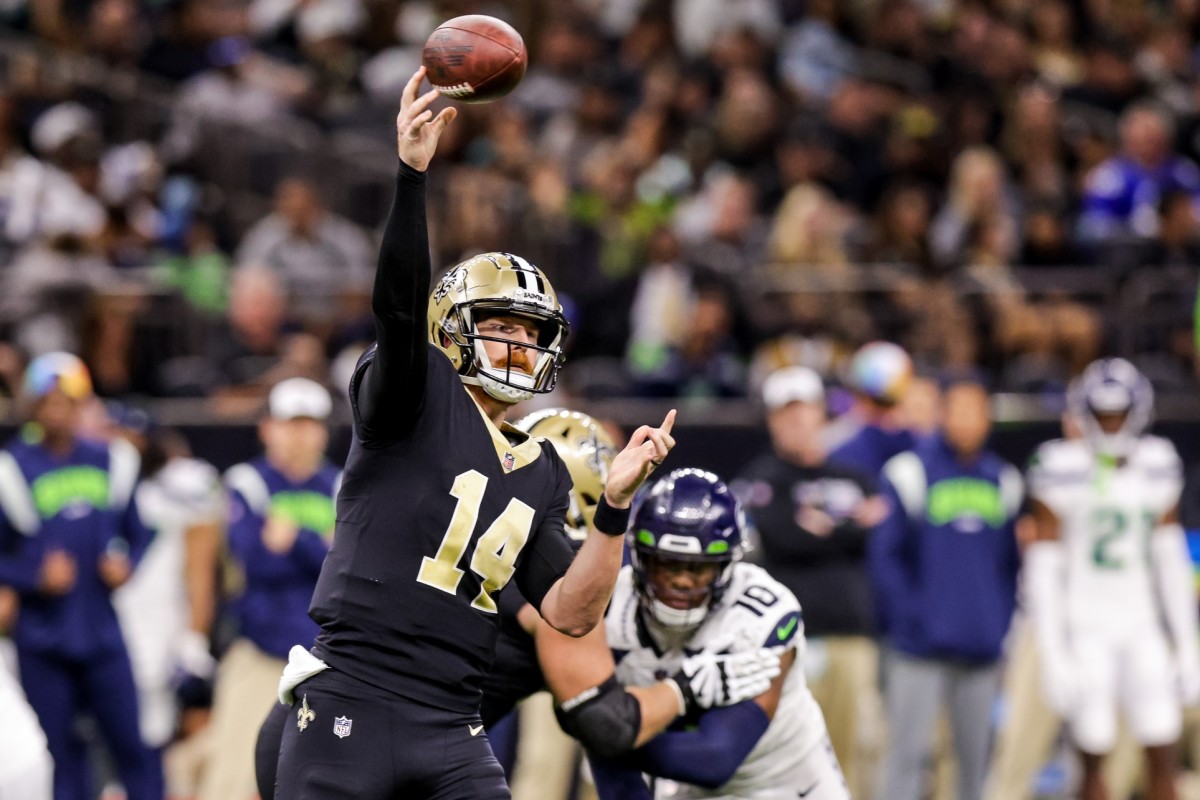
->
xmin=607 ymin=563 xmax=829 ymax=799
xmin=1027 ymin=436 xmax=1183 ymax=635
xmin=114 ymin=457 xmax=224 ymax=744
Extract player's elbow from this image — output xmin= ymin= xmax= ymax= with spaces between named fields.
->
xmin=552 ymin=617 xmax=596 ymax=638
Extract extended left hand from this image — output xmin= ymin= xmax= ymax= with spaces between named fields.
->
xmin=604 ymin=409 xmax=677 ymax=509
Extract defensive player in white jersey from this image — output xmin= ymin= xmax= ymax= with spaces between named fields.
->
xmin=108 ymin=408 xmax=224 ymax=751
xmin=1026 ymin=358 xmax=1198 ymax=800
xmin=596 ymin=468 xmax=848 ymax=800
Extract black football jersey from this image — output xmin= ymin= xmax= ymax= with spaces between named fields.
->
xmin=309 ymin=344 xmax=574 ymax=713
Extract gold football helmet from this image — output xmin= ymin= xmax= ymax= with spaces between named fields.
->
xmin=428 ymin=252 xmax=569 ymax=403
xmin=515 ymin=408 xmax=616 ymax=540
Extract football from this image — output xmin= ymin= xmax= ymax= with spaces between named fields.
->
xmin=422 ymin=15 xmax=527 ymax=104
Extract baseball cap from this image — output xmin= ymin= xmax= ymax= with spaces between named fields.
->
xmin=24 ymin=352 xmax=93 ymax=400
xmin=847 ymin=341 xmax=912 ymax=405
xmin=762 ymin=366 xmax=825 ymax=410
xmin=268 ymin=378 xmax=332 ymax=421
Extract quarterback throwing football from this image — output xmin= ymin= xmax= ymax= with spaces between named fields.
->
xmin=271 ymin=67 xmax=676 ymax=800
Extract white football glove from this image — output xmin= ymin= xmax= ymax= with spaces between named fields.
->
xmin=670 ymin=649 xmax=782 ymax=715
xmin=175 ymin=630 xmax=216 ymax=681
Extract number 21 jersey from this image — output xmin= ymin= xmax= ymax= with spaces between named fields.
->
xmin=1028 ymin=435 xmax=1183 ymax=635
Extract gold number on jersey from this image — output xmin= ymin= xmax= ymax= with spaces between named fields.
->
xmin=417 ymin=469 xmax=535 ymax=612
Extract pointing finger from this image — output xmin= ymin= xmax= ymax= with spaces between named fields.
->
xmin=660 ymin=408 xmax=676 ymax=437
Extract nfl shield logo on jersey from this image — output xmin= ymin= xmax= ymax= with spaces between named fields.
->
xmin=503 ymin=452 xmax=515 ymax=472
xmin=333 ymin=716 xmax=352 ymax=738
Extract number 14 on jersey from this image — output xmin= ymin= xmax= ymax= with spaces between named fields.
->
xmin=417 ymin=470 xmax=535 ymax=612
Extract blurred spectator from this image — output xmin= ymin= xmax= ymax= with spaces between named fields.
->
xmin=671 ymin=0 xmax=780 ymax=60
xmin=1063 ymin=33 xmax=1144 ymax=118
xmin=1078 ymin=101 xmax=1200 ymax=243
xmin=675 ymin=169 xmax=767 ymax=279
xmin=207 ymin=268 xmax=327 ymax=399
xmin=198 ymin=378 xmax=339 ymax=800
xmin=0 ymin=353 xmax=162 ymax=800
xmin=154 ymin=213 xmax=232 ymax=316
xmin=161 ymin=36 xmax=295 ymax=167
xmin=1 ymin=102 xmax=106 ymax=247
xmin=929 ymin=147 xmax=1021 ymax=272
xmin=1029 ymin=0 xmax=1085 ymax=88
xmin=778 ymin=0 xmax=858 ymax=103
xmin=1018 ymin=197 xmax=1080 ymax=266
xmin=860 ymin=180 xmax=933 ymax=271
xmin=1149 ymin=189 xmax=1200 ymax=267
xmin=628 ymin=270 xmax=748 ymax=399
xmin=235 ymin=177 xmax=373 ymax=318
xmin=870 ymin=378 xmax=1022 ymax=800
xmin=735 ymin=366 xmax=885 ymax=798
xmin=3 ymin=234 xmax=118 ymax=357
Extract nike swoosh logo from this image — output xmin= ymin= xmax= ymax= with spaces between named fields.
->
xmin=469 ymin=724 xmax=484 ymax=737
xmin=797 ymin=781 xmax=819 ymax=797
xmin=777 ymin=617 xmax=798 ymax=641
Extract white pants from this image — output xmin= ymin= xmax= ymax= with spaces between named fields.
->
xmin=657 ymin=737 xmax=850 ymax=800
xmin=1069 ymin=627 xmax=1181 ymax=754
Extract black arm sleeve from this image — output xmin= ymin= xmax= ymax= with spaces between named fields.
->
xmin=516 ymin=464 xmax=574 ymax=611
xmin=356 ymin=161 xmax=432 ymax=442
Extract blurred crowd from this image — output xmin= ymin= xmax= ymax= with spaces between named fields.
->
xmin=0 ymin=0 xmax=1199 ymax=410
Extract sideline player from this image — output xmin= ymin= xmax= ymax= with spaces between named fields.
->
xmin=255 ymin=410 xmax=777 ymax=799
xmin=1026 ymin=358 xmax=1198 ymax=800
xmin=594 ymin=469 xmax=849 ymax=800
xmin=273 ymin=67 xmax=676 ymax=800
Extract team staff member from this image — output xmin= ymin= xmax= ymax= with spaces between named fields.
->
xmin=200 ymin=377 xmax=340 ymax=800
xmin=870 ymin=378 xmax=1022 ymax=800
xmin=0 ymin=352 xmax=161 ymax=800
xmin=273 ymin=67 xmax=676 ymax=800
xmin=735 ymin=366 xmax=884 ymax=798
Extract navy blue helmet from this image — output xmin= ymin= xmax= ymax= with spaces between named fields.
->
xmin=629 ymin=469 xmax=748 ymax=630
xmin=1067 ymin=357 xmax=1153 ymax=458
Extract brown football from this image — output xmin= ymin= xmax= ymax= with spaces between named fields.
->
xmin=422 ymin=15 xmax=527 ymax=104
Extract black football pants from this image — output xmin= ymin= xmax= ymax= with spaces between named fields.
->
xmin=272 ymin=668 xmax=510 ymax=799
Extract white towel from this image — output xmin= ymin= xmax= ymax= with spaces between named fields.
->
xmin=278 ymin=645 xmax=330 ymax=705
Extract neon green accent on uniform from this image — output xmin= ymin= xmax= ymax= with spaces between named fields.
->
xmin=705 ymin=540 xmax=729 ymax=555
xmin=637 ymin=529 xmax=655 ymax=547
xmin=32 ymin=466 xmax=109 ymax=519
xmin=269 ymin=491 xmax=336 ymax=538
xmin=926 ymin=478 xmax=1005 ymax=527
xmin=777 ymin=617 xmax=798 ymax=641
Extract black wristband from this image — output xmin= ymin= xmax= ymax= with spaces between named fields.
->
xmin=592 ymin=495 xmax=630 ymax=537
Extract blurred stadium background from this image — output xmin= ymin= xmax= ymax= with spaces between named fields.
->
xmin=4 ymin=0 xmax=1200 ymax=799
